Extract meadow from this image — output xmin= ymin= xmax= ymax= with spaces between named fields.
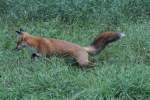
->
xmin=0 ymin=0 xmax=150 ymax=100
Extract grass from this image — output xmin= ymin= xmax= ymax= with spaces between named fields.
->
xmin=0 ymin=0 xmax=149 ymax=99
xmin=1 ymin=0 xmax=149 ymax=25
xmin=0 ymin=21 xmax=149 ymax=100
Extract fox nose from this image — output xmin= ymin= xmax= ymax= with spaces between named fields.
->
xmin=12 ymin=47 xmax=20 ymax=51
xmin=15 ymin=47 xmax=21 ymax=51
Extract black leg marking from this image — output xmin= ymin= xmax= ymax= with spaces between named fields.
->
xmin=31 ymin=53 xmax=40 ymax=59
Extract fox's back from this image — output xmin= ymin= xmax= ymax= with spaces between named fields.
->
xmin=38 ymin=38 xmax=85 ymax=56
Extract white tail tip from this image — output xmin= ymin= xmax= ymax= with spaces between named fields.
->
xmin=119 ymin=32 xmax=125 ymax=38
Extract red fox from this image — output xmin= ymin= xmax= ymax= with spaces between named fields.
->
xmin=15 ymin=29 xmax=125 ymax=67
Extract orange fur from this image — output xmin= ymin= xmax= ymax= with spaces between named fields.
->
xmin=15 ymin=30 xmax=125 ymax=67
xmin=84 ymin=32 xmax=125 ymax=54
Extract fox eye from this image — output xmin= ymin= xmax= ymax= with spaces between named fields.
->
xmin=16 ymin=31 xmax=23 ymax=35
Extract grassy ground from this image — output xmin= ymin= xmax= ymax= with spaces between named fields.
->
xmin=0 ymin=21 xmax=150 ymax=100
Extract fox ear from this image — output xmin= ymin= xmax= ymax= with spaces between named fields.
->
xmin=16 ymin=31 xmax=22 ymax=35
xmin=20 ymin=28 xmax=24 ymax=32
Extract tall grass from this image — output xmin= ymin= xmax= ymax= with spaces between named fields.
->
xmin=0 ymin=0 xmax=149 ymax=25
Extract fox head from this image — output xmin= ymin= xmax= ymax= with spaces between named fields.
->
xmin=15 ymin=28 xmax=29 ymax=51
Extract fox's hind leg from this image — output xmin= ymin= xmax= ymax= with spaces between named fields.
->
xmin=76 ymin=51 xmax=90 ymax=67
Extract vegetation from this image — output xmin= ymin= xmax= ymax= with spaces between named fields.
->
xmin=0 ymin=0 xmax=149 ymax=99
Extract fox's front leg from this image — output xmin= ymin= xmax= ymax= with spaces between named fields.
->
xmin=31 ymin=48 xmax=44 ymax=59
xmin=31 ymin=53 xmax=41 ymax=59
xmin=14 ymin=41 xmax=26 ymax=51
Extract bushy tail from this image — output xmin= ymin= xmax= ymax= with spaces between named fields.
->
xmin=84 ymin=32 xmax=125 ymax=54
